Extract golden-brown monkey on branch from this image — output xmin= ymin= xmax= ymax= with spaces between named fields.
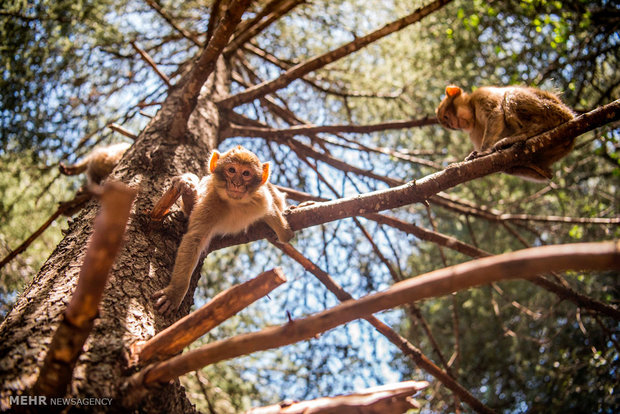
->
xmin=152 ymin=145 xmax=294 ymax=316
xmin=436 ymin=85 xmax=575 ymax=181
xmin=59 ymin=142 xmax=131 ymax=186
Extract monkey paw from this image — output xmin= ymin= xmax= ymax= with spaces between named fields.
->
xmin=286 ymin=200 xmax=316 ymax=212
xmin=278 ymin=227 xmax=295 ymax=243
xmin=172 ymin=173 xmax=200 ymax=197
xmin=464 ymin=150 xmax=479 ymax=161
xmin=152 ymin=287 xmax=184 ymax=316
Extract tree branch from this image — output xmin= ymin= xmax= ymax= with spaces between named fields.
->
xmin=130 ymin=242 xmax=620 ymax=398
xmin=246 ymin=380 xmax=428 ymax=413
xmin=272 ymin=241 xmax=492 ymax=414
xmin=167 ymin=0 xmax=251 ymax=141
xmin=131 ymin=41 xmax=172 ymax=87
xmin=143 ymin=0 xmax=202 ymax=46
xmin=134 ymin=268 xmax=286 ymax=365
xmin=217 ymin=0 xmax=453 ymax=108
xmin=224 ymin=117 xmax=437 ymax=138
xmin=208 ymin=99 xmax=620 ymax=252
xmin=225 ymin=0 xmax=305 ymax=55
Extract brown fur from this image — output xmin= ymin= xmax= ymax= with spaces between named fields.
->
xmin=59 ymin=142 xmax=131 ymax=185
xmin=436 ymin=85 xmax=575 ymax=181
xmin=153 ymin=146 xmax=294 ymax=316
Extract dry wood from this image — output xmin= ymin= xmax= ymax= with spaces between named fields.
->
xmin=130 ymin=242 xmax=620 ymax=397
xmin=149 ymin=183 xmax=182 ymax=221
xmin=32 ymin=182 xmax=136 ymax=397
xmin=245 ymin=380 xmax=428 ymax=414
xmin=217 ymin=0 xmax=453 ymax=108
xmin=108 ymin=122 xmax=138 ymax=140
xmin=131 ymin=41 xmax=172 ymax=87
xmin=135 ymin=268 xmax=287 ymax=364
xmin=144 ymin=0 xmax=201 ymax=46
xmin=224 ymin=117 xmax=437 ymax=137
xmin=272 ymin=241 xmax=494 ymax=414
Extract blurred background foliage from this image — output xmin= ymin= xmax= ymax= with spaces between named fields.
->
xmin=1 ymin=0 xmax=618 ymax=412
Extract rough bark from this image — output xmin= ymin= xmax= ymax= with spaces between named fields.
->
xmin=0 ymin=60 xmax=230 ymax=414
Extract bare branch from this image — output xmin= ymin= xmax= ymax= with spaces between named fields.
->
xmin=205 ymin=0 xmax=223 ymax=44
xmin=134 ymin=268 xmax=286 ymax=365
xmin=217 ymin=0 xmax=453 ymax=108
xmin=129 ymin=242 xmax=620 ymax=397
xmin=245 ymin=380 xmax=428 ymax=414
xmin=143 ymin=0 xmax=202 ymax=46
xmin=225 ymin=0 xmax=305 ymax=54
xmin=273 ymin=241 xmax=492 ymax=414
xmin=243 ymin=42 xmax=404 ymax=99
xmin=131 ymin=41 xmax=172 ymax=87
xmin=167 ymin=0 xmax=252 ymax=141
xmin=108 ymin=123 xmax=138 ymax=140
xmin=224 ymin=117 xmax=437 ymax=137
xmin=0 ymin=193 xmax=91 ymax=271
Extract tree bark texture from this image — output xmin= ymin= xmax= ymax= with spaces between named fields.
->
xmin=0 ymin=59 xmax=230 ymax=414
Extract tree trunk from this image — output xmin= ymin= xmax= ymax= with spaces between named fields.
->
xmin=0 ymin=59 xmax=231 ymax=413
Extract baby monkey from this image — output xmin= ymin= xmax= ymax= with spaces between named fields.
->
xmin=59 ymin=142 xmax=131 ymax=185
xmin=436 ymin=85 xmax=574 ymax=181
xmin=153 ymin=145 xmax=294 ymax=316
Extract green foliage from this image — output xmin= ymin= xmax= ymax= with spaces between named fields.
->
xmin=0 ymin=151 xmax=72 ymax=318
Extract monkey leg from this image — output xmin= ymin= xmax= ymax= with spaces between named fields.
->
xmin=479 ymin=109 xmax=506 ymax=151
xmin=153 ymin=231 xmax=209 ymax=316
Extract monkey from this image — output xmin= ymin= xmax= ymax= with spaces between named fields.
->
xmin=436 ymin=85 xmax=575 ymax=181
xmin=59 ymin=142 xmax=131 ymax=186
xmin=153 ymin=145 xmax=295 ymax=316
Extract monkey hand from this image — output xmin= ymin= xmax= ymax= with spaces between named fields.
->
xmin=278 ymin=226 xmax=295 ymax=243
xmin=172 ymin=173 xmax=200 ymax=197
xmin=172 ymin=173 xmax=200 ymax=216
xmin=152 ymin=286 xmax=184 ymax=316
xmin=464 ymin=150 xmax=479 ymax=161
xmin=286 ymin=200 xmax=316 ymax=211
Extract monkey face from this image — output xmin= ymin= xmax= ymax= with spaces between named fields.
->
xmin=221 ymin=162 xmax=262 ymax=200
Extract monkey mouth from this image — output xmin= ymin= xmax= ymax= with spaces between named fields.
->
xmin=226 ymin=187 xmax=247 ymax=199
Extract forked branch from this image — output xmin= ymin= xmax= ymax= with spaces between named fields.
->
xmin=217 ymin=0 xmax=453 ymax=108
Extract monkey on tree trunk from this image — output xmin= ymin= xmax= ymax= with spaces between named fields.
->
xmin=436 ymin=85 xmax=575 ymax=181
xmin=59 ymin=142 xmax=131 ymax=186
xmin=152 ymin=145 xmax=294 ymax=316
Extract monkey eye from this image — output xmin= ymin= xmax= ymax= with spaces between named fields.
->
xmin=242 ymin=170 xmax=251 ymax=177
xmin=228 ymin=167 xmax=236 ymax=174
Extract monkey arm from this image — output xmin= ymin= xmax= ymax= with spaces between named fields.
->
xmin=153 ymin=230 xmax=211 ymax=316
xmin=479 ymin=109 xmax=506 ymax=151
xmin=264 ymin=209 xmax=294 ymax=243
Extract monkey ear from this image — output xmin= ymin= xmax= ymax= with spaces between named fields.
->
xmin=208 ymin=151 xmax=220 ymax=173
xmin=445 ymin=85 xmax=462 ymax=97
xmin=260 ymin=162 xmax=271 ymax=186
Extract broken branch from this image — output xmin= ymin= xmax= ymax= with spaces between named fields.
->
xmin=32 ymin=182 xmax=136 ymax=397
